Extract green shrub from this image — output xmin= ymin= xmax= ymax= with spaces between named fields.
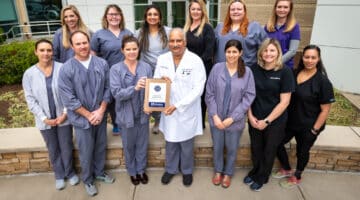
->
xmin=0 ymin=27 xmax=6 ymax=45
xmin=0 ymin=40 xmax=37 ymax=85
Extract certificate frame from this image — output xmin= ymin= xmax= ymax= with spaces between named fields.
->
xmin=144 ymin=78 xmax=170 ymax=112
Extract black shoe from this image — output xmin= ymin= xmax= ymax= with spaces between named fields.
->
xmin=130 ymin=175 xmax=140 ymax=186
xmin=137 ymin=173 xmax=149 ymax=184
xmin=183 ymin=174 xmax=193 ymax=186
xmin=161 ymin=172 xmax=174 ymax=185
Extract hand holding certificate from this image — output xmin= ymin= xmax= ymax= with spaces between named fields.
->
xmin=144 ymin=78 xmax=170 ymax=112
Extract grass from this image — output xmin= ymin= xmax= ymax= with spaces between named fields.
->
xmin=0 ymin=88 xmax=359 ymax=128
xmin=327 ymin=90 xmax=360 ymax=126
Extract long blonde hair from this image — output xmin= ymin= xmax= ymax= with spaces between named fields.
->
xmin=257 ymin=38 xmax=283 ymax=71
xmin=266 ymin=0 xmax=297 ymax=33
xmin=222 ymin=0 xmax=249 ymax=37
xmin=60 ymin=5 xmax=89 ymax=49
xmin=183 ymin=0 xmax=210 ymax=37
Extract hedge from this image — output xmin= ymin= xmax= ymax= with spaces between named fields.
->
xmin=0 ymin=40 xmax=37 ymax=85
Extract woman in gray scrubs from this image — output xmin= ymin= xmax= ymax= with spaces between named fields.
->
xmin=91 ymin=4 xmax=133 ymax=135
xmin=23 ymin=39 xmax=79 ymax=190
xmin=110 ymin=36 xmax=152 ymax=185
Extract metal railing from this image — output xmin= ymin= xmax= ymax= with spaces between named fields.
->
xmin=0 ymin=20 xmax=61 ymax=41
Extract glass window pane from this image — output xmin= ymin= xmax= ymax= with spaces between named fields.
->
xmin=209 ymin=4 xmax=218 ymax=20
xmin=134 ymin=0 xmax=148 ymax=3
xmin=172 ymin=2 xmax=186 ymax=27
xmin=134 ymin=5 xmax=148 ymax=22
xmin=25 ymin=0 xmax=62 ymax=22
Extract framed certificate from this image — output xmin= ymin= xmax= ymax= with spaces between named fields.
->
xmin=144 ymin=78 xmax=170 ymax=112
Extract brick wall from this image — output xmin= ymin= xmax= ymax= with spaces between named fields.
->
xmin=1 ymin=145 xmax=359 ymax=176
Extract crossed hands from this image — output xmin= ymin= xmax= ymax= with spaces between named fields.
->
xmin=213 ymin=115 xmax=234 ymax=130
xmin=44 ymin=114 xmax=67 ymax=126
xmin=248 ymin=115 xmax=268 ymax=130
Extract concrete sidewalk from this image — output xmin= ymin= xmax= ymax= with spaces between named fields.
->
xmin=1 ymin=168 xmax=359 ymax=200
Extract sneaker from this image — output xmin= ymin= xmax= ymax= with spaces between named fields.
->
xmin=112 ymin=126 xmax=121 ymax=136
xmin=272 ymin=168 xmax=292 ymax=179
xmin=96 ymin=172 xmax=115 ymax=184
xmin=250 ymin=182 xmax=263 ymax=192
xmin=183 ymin=174 xmax=193 ymax=186
xmin=55 ymin=179 xmax=65 ymax=190
xmin=152 ymin=125 xmax=159 ymax=134
xmin=243 ymin=176 xmax=254 ymax=185
xmin=161 ymin=172 xmax=175 ymax=185
xmin=85 ymin=183 xmax=98 ymax=196
xmin=280 ymin=176 xmax=301 ymax=189
xmin=69 ymin=174 xmax=80 ymax=186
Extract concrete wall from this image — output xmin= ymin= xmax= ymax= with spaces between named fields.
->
xmin=311 ymin=0 xmax=360 ymax=93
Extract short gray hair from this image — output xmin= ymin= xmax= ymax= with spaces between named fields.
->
xmin=169 ymin=27 xmax=186 ymax=42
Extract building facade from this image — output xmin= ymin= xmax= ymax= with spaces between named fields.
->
xmin=3 ymin=1 xmax=357 ymax=94
xmin=311 ymin=0 xmax=360 ymax=93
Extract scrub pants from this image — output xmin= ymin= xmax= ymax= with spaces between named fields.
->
xmin=247 ymin=122 xmax=286 ymax=184
xmin=211 ymin=126 xmax=242 ymax=176
xmin=165 ymin=138 xmax=194 ymax=175
xmin=40 ymin=125 xmax=75 ymax=180
xmin=74 ymin=119 xmax=107 ymax=184
xmin=276 ymin=127 xmax=318 ymax=172
xmin=121 ymin=121 xmax=149 ymax=176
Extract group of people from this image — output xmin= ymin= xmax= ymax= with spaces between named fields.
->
xmin=22 ymin=0 xmax=335 ymax=196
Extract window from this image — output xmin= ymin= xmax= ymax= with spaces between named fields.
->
xmin=134 ymin=0 xmax=148 ymax=30
xmin=208 ymin=0 xmax=219 ymax=27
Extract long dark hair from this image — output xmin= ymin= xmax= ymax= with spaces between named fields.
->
xmin=224 ymin=39 xmax=245 ymax=78
xmin=138 ymin=4 xmax=168 ymax=52
xmin=296 ymin=44 xmax=327 ymax=77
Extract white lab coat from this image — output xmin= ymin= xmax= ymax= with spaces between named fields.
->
xmin=154 ymin=49 xmax=206 ymax=142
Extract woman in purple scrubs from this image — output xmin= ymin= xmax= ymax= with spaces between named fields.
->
xmin=264 ymin=0 xmax=301 ymax=68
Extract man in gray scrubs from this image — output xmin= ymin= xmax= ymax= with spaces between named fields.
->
xmin=58 ymin=30 xmax=114 ymax=197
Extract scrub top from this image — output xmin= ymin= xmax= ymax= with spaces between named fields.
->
xmin=287 ymin=70 xmax=335 ymax=131
xmin=250 ymin=64 xmax=295 ymax=125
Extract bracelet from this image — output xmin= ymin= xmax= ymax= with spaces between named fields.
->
xmin=311 ymin=128 xmax=319 ymax=135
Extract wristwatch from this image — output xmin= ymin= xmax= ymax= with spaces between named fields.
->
xmin=311 ymin=128 xmax=320 ymax=135
xmin=264 ymin=118 xmax=271 ymax=125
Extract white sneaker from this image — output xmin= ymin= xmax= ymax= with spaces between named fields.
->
xmin=69 ymin=175 xmax=80 ymax=186
xmin=55 ymin=179 xmax=65 ymax=190
xmin=85 ymin=183 xmax=98 ymax=196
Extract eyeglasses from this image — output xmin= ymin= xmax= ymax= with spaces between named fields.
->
xmin=107 ymin=13 xmax=120 ymax=17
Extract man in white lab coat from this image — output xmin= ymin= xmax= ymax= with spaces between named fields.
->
xmin=154 ymin=28 xmax=206 ymax=186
